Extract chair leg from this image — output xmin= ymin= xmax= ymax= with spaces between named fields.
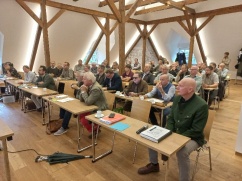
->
xmin=132 ymin=142 xmax=138 ymax=164
xmin=208 ymin=146 xmax=212 ymax=170
xmin=191 ymin=150 xmax=201 ymax=181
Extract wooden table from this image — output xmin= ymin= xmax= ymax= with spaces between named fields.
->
xmin=86 ymin=110 xmax=190 ymax=181
xmin=115 ymin=94 xmax=173 ymax=126
xmin=0 ymin=120 xmax=14 ymax=181
xmin=19 ymin=86 xmax=58 ymax=124
xmin=42 ymin=95 xmax=98 ymax=152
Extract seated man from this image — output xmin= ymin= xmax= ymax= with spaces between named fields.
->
xmin=19 ymin=65 xmax=37 ymax=84
xmin=142 ymin=64 xmax=154 ymax=85
xmin=184 ymin=66 xmax=202 ymax=93
xmin=138 ymin=78 xmax=208 ymax=181
xmin=121 ymin=64 xmax=134 ymax=82
xmin=111 ymin=61 xmax=119 ymax=74
xmin=175 ymin=64 xmax=190 ymax=82
xmin=59 ymin=62 xmax=74 ymax=80
xmin=144 ymin=74 xmax=175 ymax=127
xmin=46 ymin=61 xmax=58 ymax=77
xmin=154 ymin=65 xmax=174 ymax=84
xmin=90 ymin=63 xmax=97 ymax=75
xmin=123 ymin=72 xmax=148 ymax=112
xmin=103 ymin=69 xmax=123 ymax=92
xmin=95 ymin=65 xmax=106 ymax=85
xmin=54 ymin=71 xmax=84 ymax=136
xmin=133 ymin=58 xmax=141 ymax=70
xmin=18 ymin=65 xmax=37 ymax=98
xmin=202 ymin=66 xmax=219 ymax=106
xmin=217 ymin=63 xmax=229 ymax=100
xmin=31 ymin=65 xmax=56 ymax=111
xmin=74 ymin=59 xmax=84 ymax=73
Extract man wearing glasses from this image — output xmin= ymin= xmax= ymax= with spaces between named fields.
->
xmin=123 ymin=72 xmax=148 ymax=112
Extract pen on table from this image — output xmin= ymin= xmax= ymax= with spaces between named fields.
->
xmin=149 ymin=126 xmax=157 ymax=131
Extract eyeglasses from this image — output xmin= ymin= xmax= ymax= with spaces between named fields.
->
xmin=133 ymin=77 xmax=139 ymax=79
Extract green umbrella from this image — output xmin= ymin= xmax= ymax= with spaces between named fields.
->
xmin=35 ymin=152 xmax=92 ymax=165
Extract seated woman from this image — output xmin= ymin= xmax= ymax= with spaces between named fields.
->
xmin=121 ymin=64 xmax=134 ymax=82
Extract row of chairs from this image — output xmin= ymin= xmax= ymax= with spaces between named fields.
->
xmin=103 ymin=91 xmax=216 ymax=180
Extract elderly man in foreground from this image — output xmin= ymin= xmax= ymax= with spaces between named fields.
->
xmin=138 ymin=78 xmax=208 ymax=181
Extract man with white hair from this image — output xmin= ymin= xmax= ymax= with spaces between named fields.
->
xmin=54 ymin=71 xmax=84 ymax=136
xmin=79 ymin=72 xmax=108 ymax=138
xmin=154 ymin=65 xmax=174 ymax=84
xmin=184 ymin=66 xmax=202 ymax=93
xmin=138 ymin=78 xmax=208 ymax=181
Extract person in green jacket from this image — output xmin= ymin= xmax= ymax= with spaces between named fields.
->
xmin=138 ymin=78 xmax=208 ymax=181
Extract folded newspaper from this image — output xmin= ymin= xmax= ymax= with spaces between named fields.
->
xmin=140 ymin=125 xmax=172 ymax=143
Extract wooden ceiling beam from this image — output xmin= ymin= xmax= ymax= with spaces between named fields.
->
xmin=146 ymin=4 xmax=242 ymax=24
xmin=134 ymin=0 xmax=204 ymax=15
xmin=22 ymin=0 xmax=146 ymax=24
xmin=106 ymin=0 xmax=121 ymax=22
xmin=125 ymin=0 xmax=157 ymax=10
xmin=194 ymin=15 xmax=214 ymax=36
xmin=110 ymin=21 xmax=119 ymax=34
xmin=147 ymin=24 xmax=158 ymax=37
xmin=125 ymin=0 xmax=142 ymax=22
xmin=92 ymin=15 xmax=108 ymax=35
xmin=177 ymin=20 xmax=191 ymax=36
xmin=47 ymin=9 xmax=65 ymax=28
xmin=99 ymin=0 xmax=119 ymax=7
xmin=16 ymin=0 xmax=43 ymax=27
xmin=158 ymin=0 xmax=195 ymax=14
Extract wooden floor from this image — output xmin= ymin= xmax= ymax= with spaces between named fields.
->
xmin=1 ymin=80 xmax=242 ymax=181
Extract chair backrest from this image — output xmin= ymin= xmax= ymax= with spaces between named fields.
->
xmin=204 ymin=110 xmax=216 ymax=141
xmin=104 ymin=91 xmax=116 ymax=110
xmin=130 ymin=99 xmax=152 ymax=123
xmin=148 ymin=85 xmax=154 ymax=92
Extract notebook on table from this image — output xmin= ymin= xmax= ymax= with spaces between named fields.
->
xmin=140 ymin=125 xmax=172 ymax=143
xmin=100 ymin=113 xmax=126 ymax=125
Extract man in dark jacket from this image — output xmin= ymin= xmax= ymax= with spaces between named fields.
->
xmin=138 ymin=78 xmax=208 ymax=181
xmin=31 ymin=65 xmax=56 ymax=111
xmin=103 ymin=69 xmax=123 ymax=91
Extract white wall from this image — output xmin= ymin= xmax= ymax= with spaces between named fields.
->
xmin=0 ymin=0 xmax=242 ymax=79
xmin=0 ymin=32 xmax=3 ymax=74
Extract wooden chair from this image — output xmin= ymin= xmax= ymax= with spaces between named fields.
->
xmin=191 ymin=110 xmax=216 ymax=181
xmin=130 ymin=99 xmax=152 ymax=163
xmin=148 ymin=85 xmax=154 ymax=92
xmin=104 ymin=91 xmax=116 ymax=110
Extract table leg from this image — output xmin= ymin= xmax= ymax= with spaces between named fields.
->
xmin=92 ymin=125 xmax=115 ymax=163
xmin=20 ymin=90 xmax=24 ymax=111
xmin=160 ymin=109 xmax=164 ymax=127
xmin=77 ymin=118 xmax=96 ymax=153
xmin=41 ymin=98 xmax=46 ymax=125
xmin=2 ymin=139 xmax=11 ymax=181
xmin=164 ymin=159 xmax=169 ymax=181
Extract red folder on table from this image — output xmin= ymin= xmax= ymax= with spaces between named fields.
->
xmin=100 ymin=113 xmax=125 ymax=125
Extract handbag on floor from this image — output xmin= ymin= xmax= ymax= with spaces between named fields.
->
xmin=46 ymin=119 xmax=62 ymax=135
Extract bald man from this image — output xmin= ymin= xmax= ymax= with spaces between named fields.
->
xmin=138 ymin=78 xmax=208 ymax=181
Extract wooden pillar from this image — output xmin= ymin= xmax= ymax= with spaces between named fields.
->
xmin=105 ymin=18 xmax=110 ymax=65
xmin=188 ymin=36 xmax=195 ymax=68
xmin=30 ymin=25 xmax=42 ymax=71
xmin=119 ymin=0 xmax=125 ymax=75
xmin=142 ymin=25 xmax=147 ymax=70
xmin=41 ymin=0 xmax=51 ymax=67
